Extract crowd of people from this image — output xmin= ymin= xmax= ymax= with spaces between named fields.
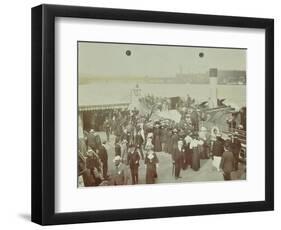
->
xmin=78 ymin=95 xmax=246 ymax=187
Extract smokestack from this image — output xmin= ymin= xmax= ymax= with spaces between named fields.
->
xmin=209 ymin=68 xmax=218 ymax=108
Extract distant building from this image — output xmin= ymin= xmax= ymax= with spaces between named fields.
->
xmin=217 ymin=70 xmax=246 ymax=85
xmin=176 ymin=70 xmax=246 ymax=85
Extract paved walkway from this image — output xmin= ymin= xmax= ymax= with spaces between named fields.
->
xmin=100 ymin=132 xmax=225 ymax=185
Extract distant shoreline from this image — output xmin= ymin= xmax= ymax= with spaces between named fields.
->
xmin=79 ymin=80 xmax=246 ymax=86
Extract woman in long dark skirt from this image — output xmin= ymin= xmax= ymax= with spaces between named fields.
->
xmin=145 ymin=149 xmax=159 ymax=184
xmin=153 ymin=124 xmax=162 ymax=152
xmin=182 ymin=142 xmax=192 ymax=170
xmin=190 ymin=137 xmax=200 ymax=171
xmin=183 ymin=134 xmax=192 ymax=169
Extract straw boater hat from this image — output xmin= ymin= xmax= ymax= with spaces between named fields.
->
xmin=200 ymin=126 xmax=207 ymax=132
xmin=87 ymin=147 xmax=94 ymax=152
xmin=86 ymin=148 xmax=94 ymax=156
xmin=178 ymin=138 xmax=184 ymax=143
xmin=147 ymin=151 xmax=155 ymax=160
xmin=113 ymin=155 xmax=121 ymax=163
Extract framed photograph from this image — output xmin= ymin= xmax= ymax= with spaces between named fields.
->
xmin=31 ymin=4 xmax=274 ymax=225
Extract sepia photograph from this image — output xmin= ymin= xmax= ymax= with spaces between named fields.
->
xmin=31 ymin=4 xmax=274 ymax=225
xmin=77 ymin=41 xmax=247 ymax=187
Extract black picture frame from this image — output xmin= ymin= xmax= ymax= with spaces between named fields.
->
xmin=31 ymin=4 xmax=274 ymax=225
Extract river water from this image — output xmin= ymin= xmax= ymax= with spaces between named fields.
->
xmin=79 ymin=82 xmax=246 ymax=108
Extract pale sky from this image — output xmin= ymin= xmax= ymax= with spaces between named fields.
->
xmin=78 ymin=42 xmax=246 ymax=79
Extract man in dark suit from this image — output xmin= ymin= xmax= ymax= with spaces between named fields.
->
xmin=85 ymin=149 xmax=102 ymax=186
xmin=172 ymin=139 xmax=185 ymax=179
xmin=171 ymin=128 xmax=179 ymax=155
xmin=212 ymin=135 xmax=225 ymax=157
xmin=226 ymin=114 xmax=237 ymax=131
xmin=87 ymin=129 xmax=101 ymax=151
xmin=220 ymin=141 xmax=235 ymax=180
xmin=135 ymin=129 xmax=144 ymax=159
xmin=230 ymin=132 xmax=241 ymax=171
xmin=190 ymin=109 xmax=199 ymax=131
xmin=115 ymin=137 xmax=122 ymax=156
xmin=127 ymin=144 xmax=140 ymax=184
xmin=97 ymin=141 xmax=108 ymax=179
